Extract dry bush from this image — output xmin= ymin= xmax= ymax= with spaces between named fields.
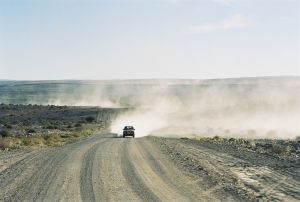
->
xmin=60 ymin=134 xmax=71 ymax=138
xmin=72 ymin=128 xmax=92 ymax=138
xmin=72 ymin=133 xmax=81 ymax=138
xmin=44 ymin=134 xmax=62 ymax=146
xmin=0 ymin=138 xmax=22 ymax=150
xmin=22 ymin=136 xmax=45 ymax=147
xmin=26 ymin=128 xmax=36 ymax=134
xmin=0 ymin=129 xmax=10 ymax=138
xmin=75 ymin=123 xmax=82 ymax=127
xmin=192 ymin=136 xmax=210 ymax=141
xmin=248 ymin=141 xmax=257 ymax=150
xmin=271 ymin=144 xmax=288 ymax=155
xmin=0 ymin=139 xmax=9 ymax=150
xmin=85 ymin=116 xmax=95 ymax=123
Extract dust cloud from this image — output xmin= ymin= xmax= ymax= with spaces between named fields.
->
xmin=1 ymin=77 xmax=299 ymax=139
xmin=110 ymin=77 xmax=300 ymax=139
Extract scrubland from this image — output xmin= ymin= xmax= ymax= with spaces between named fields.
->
xmin=0 ymin=104 xmax=122 ymax=150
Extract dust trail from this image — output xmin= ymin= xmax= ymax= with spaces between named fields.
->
xmin=1 ymin=77 xmax=300 ymax=139
xmin=110 ymin=77 xmax=300 ymax=139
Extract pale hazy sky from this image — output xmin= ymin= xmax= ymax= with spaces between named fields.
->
xmin=0 ymin=0 xmax=299 ymax=80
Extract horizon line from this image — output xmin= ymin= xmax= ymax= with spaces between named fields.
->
xmin=0 ymin=75 xmax=299 ymax=82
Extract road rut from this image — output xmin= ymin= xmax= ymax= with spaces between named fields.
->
xmin=3 ymin=133 xmax=295 ymax=201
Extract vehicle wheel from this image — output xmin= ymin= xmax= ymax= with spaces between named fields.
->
xmin=132 ymin=135 xmax=135 ymax=138
xmin=123 ymin=135 xmax=125 ymax=138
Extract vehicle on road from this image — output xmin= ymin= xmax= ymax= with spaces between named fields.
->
xmin=123 ymin=126 xmax=135 ymax=138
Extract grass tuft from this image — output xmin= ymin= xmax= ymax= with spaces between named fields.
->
xmin=44 ymin=133 xmax=63 ymax=146
xmin=22 ymin=136 xmax=45 ymax=147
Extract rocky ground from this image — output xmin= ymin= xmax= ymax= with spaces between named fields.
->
xmin=152 ymin=136 xmax=300 ymax=201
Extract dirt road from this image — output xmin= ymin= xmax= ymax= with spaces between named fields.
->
xmin=0 ymin=133 xmax=299 ymax=201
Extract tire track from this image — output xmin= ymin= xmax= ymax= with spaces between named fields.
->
xmin=0 ymin=150 xmax=34 ymax=173
xmin=136 ymin=139 xmax=219 ymax=201
xmin=80 ymin=141 xmax=104 ymax=202
xmin=0 ymin=135 xmax=107 ymax=201
xmin=120 ymin=139 xmax=161 ymax=202
xmin=126 ymin=139 xmax=193 ymax=202
xmin=5 ymin=133 xmax=292 ymax=201
xmin=8 ymin=149 xmax=68 ymax=201
xmin=44 ymin=136 xmax=109 ymax=201
xmin=0 ymin=149 xmax=57 ymax=201
xmin=92 ymin=138 xmax=141 ymax=201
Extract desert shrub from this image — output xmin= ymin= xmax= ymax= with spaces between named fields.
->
xmin=71 ymin=128 xmax=92 ymax=138
xmin=75 ymin=125 xmax=84 ymax=132
xmin=22 ymin=136 xmax=45 ymax=147
xmin=72 ymin=133 xmax=81 ymax=138
xmin=0 ymin=129 xmax=9 ymax=138
xmin=296 ymin=136 xmax=300 ymax=141
xmin=0 ymin=138 xmax=22 ymax=150
xmin=228 ymin=137 xmax=235 ymax=141
xmin=4 ymin=124 xmax=13 ymax=129
xmin=212 ymin=136 xmax=222 ymax=142
xmin=247 ymin=141 xmax=257 ymax=150
xmin=0 ymin=139 xmax=9 ymax=150
xmin=240 ymin=139 xmax=249 ymax=147
xmin=44 ymin=134 xmax=62 ymax=146
xmin=26 ymin=128 xmax=36 ymax=134
xmin=85 ymin=116 xmax=95 ymax=123
xmin=193 ymin=136 xmax=209 ymax=141
xmin=271 ymin=144 xmax=288 ymax=155
xmin=60 ymin=134 xmax=71 ymax=138
xmin=22 ymin=121 xmax=30 ymax=126
xmin=46 ymin=125 xmax=55 ymax=129
xmin=75 ymin=123 xmax=82 ymax=127
xmin=285 ymin=145 xmax=293 ymax=154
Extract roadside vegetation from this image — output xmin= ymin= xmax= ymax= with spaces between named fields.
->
xmin=0 ymin=104 xmax=123 ymax=150
xmin=0 ymin=126 xmax=95 ymax=149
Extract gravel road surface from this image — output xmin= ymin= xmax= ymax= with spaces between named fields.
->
xmin=0 ymin=133 xmax=299 ymax=202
